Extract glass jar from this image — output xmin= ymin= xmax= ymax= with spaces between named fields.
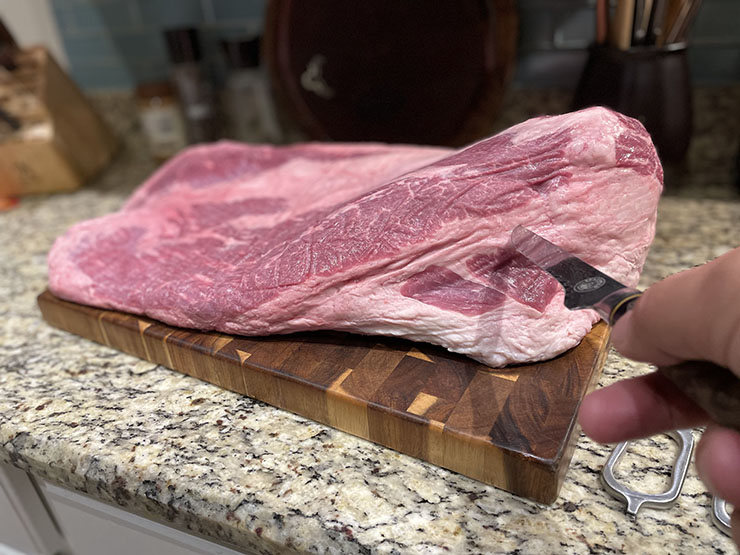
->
xmin=135 ymin=81 xmax=188 ymax=162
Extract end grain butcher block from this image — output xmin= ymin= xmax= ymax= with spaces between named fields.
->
xmin=38 ymin=290 xmax=610 ymax=504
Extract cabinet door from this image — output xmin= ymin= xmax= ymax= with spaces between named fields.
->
xmin=0 ymin=478 xmax=38 ymax=554
xmin=0 ymin=462 xmax=69 ymax=555
xmin=40 ymin=482 xmax=252 ymax=555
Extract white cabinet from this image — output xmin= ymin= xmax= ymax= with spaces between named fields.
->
xmin=0 ymin=462 xmax=255 ymax=555
xmin=40 ymin=483 xmax=251 ymax=555
xmin=0 ymin=462 xmax=69 ymax=555
xmin=0 ymin=477 xmax=41 ymax=555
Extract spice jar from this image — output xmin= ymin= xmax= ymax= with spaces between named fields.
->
xmin=135 ymin=81 xmax=187 ymax=162
xmin=164 ymin=27 xmax=219 ymax=144
xmin=221 ymin=37 xmax=282 ymax=143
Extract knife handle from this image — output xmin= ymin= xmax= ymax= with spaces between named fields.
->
xmin=610 ymin=294 xmax=740 ymax=432
xmin=658 ymin=361 xmax=740 ymax=433
xmin=597 ymin=288 xmax=642 ymax=325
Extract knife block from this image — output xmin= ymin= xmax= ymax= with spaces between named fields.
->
xmin=0 ymin=46 xmax=118 ymax=196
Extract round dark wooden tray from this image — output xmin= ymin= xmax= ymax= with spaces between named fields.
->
xmin=263 ymin=0 xmax=518 ymax=147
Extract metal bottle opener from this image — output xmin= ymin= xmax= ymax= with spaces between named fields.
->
xmin=712 ymin=496 xmax=733 ymax=537
xmin=601 ymin=429 xmax=694 ymax=515
xmin=602 ymin=430 xmax=734 ymax=537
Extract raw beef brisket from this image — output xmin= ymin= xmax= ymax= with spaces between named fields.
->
xmin=48 ymin=107 xmax=662 ymax=367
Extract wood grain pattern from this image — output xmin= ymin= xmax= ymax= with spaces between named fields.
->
xmin=0 ymin=47 xmax=117 ymax=195
xmin=37 ymin=290 xmax=610 ymax=504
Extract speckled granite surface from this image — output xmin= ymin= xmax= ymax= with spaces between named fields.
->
xmin=1 ymin=92 xmax=739 ymax=554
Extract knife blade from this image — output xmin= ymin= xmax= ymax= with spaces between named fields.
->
xmin=511 ymin=226 xmax=642 ymax=325
xmin=511 ymin=225 xmax=740 ymax=432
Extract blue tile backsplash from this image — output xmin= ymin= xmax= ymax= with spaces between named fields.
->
xmin=208 ymin=0 xmax=264 ymax=22
xmin=50 ymin=0 xmax=739 ymax=91
xmin=50 ymin=0 xmax=258 ymax=89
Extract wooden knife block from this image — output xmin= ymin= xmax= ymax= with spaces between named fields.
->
xmin=0 ymin=46 xmax=117 ymax=196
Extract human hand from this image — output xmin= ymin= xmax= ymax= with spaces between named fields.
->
xmin=578 ymin=246 xmax=740 ymax=547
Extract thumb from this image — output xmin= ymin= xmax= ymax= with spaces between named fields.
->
xmin=610 ymin=246 xmax=740 ymax=374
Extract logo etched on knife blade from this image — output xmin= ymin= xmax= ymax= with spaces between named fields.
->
xmin=574 ymin=276 xmax=607 ymax=293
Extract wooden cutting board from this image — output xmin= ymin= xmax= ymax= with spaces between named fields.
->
xmin=38 ymin=290 xmax=610 ymax=504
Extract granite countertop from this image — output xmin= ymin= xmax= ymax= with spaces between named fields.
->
xmin=1 ymin=92 xmax=739 ymax=554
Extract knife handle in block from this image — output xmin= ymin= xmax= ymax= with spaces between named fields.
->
xmin=658 ymin=361 xmax=740 ymax=433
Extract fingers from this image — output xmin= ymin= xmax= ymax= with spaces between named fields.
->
xmin=610 ymin=311 xmax=680 ymax=367
xmin=610 ymin=246 xmax=740 ymax=373
xmin=585 ymin=248 xmax=740 ymax=548
xmin=581 ymin=383 xmax=740 ymax=547
xmin=695 ymin=426 xmax=740 ymax=547
xmin=579 ymin=371 xmax=709 ymax=443
xmin=695 ymin=425 xmax=740 ymax=506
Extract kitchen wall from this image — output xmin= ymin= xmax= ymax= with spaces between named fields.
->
xmin=46 ymin=0 xmax=264 ymax=90
xmin=517 ymin=0 xmax=740 ymax=87
xmin=6 ymin=0 xmax=738 ymax=91
xmin=0 ymin=0 xmax=68 ymax=67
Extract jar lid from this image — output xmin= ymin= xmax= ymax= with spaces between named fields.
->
xmin=135 ymin=81 xmax=175 ymax=100
xmin=221 ymin=37 xmax=261 ymax=69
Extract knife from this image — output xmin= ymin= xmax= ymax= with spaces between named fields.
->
xmin=511 ymin=225 xmax=740 ymax=432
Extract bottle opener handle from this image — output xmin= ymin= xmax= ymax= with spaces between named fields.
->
xmin=601 ymin=429 xmax=694 ymax=515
